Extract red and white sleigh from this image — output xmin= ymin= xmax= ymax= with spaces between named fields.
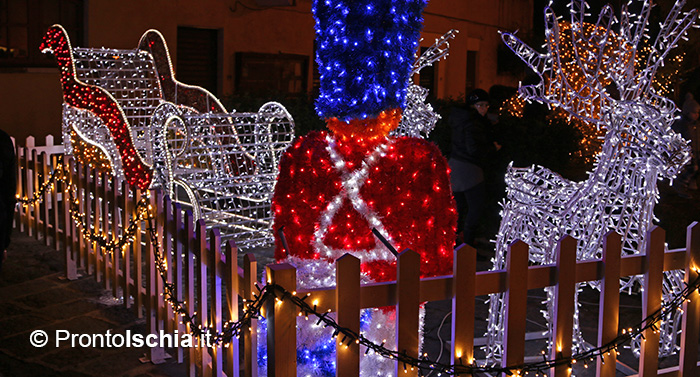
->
xmin=41 ymin=25 xmax=294 ymax=249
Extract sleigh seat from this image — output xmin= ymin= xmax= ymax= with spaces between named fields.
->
xmin=42 ymin=25 xmax=294 ymax=249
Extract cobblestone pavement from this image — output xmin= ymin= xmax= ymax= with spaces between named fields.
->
xmin=0 ymin=232 xmax=187 ymax=377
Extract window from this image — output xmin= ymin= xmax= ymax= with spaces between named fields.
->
xmin=235 ymin=52 xmax=308 ymax=95
xmin=0 ymin=0 xmax=83 ymax=67
xmin=418 ymin=46 xmax=437 ymax=99
xmin=177 ymin=26 xmax=220 ymax=95
xmin=311 ymin=41 xmax=319 ymax=95
xmin=465 ymin=50 xmax=478 ymax=94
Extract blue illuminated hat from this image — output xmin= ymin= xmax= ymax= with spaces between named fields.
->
xmin=313 ymin=0 xmax=428 ymax=122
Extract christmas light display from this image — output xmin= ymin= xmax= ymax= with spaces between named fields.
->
xmin=153 ymin=102 xmax=295 ymax=250
xmin=393 ymin=29 xmax=458 ymax=139
xmin=138 ymin=29 xmax=228 ymax=114
xmin=67 ymin=127 xmax=115 ymax=173
xmin=270 ymin=0 xmax=456 ymax=375
xmin=41 ymin=25 xmax=153 ymax=190
xmin=499 ymin=20 xmax=688 ymax=163
xmin=486 ymin=0 xmax=697 ymax=363
xmin=62 ymin=105 xmax=124 ymax=179
xmin=43 ymin=25 xmax=295 ymax=250
xmin=17 ymin=161 xmax=700 ymax=376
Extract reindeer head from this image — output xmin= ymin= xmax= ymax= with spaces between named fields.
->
xmin=609 ymin=100 xmax=689 ymax=178
xmin=39 ymin=24 xmax=72 ymax=57
xmin=501 ymin=0 xmax=697 ymax=177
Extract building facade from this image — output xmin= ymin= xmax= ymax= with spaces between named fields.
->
xmin=0 ymin=0 xmax=533 ymax=141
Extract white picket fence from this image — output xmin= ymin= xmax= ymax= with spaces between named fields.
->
xmin=14 ymin=135 xmax=700 ymax=377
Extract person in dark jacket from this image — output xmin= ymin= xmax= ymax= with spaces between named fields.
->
xmin=0 ymin=129 xmax=16 ymax=273
xmin=671 ymin=93 xmax=700 ymax=198
xmin=448 ymin=89 xmax=499 ymax=248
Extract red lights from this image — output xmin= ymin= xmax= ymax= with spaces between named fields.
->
xmin=272 ymin=130 xmax=457 ymax=282
xmin=41 ymin=26 xmax=153 ymax=190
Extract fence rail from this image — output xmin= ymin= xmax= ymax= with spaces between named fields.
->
xmin=15 ymin=137 xmax=700 ymax=377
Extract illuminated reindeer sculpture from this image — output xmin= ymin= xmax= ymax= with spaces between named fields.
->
xmin=486 ymin=0 xmax=697 ymax=362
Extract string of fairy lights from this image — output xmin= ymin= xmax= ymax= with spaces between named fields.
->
xmin=17 ymin=159 xmax=700 ymax=376
xmin=16 ymin=157 xmax=151 ymax=255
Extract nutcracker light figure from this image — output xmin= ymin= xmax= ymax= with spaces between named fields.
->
xmin=268 ymin=0 xmax=457 ymax=375
xmin=273 ymin=0 xmax=456 ymax=286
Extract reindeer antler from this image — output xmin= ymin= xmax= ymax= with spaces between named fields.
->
xmin=618 ymin=0 xmax=698 ymax=99
xmin=501 ymin=0 xmax=698 ymax=125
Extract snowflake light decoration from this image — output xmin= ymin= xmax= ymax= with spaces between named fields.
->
xmin=486 ymin=0 xmax=697 ymax=363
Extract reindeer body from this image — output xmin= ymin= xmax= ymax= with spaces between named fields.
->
xmin=495 ymin=113 xmax=665 ymax=270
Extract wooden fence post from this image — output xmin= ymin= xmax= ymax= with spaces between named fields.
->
xmin=85 ymin=166 xmax=95 ymax=277
xmin=110 ymin=176 xmax=119 ymax=298
xmin=639 ymin=226 xmax=665 ymax=377
xmin=121 ymin=181 xmax=131 ymax=308
xmin=184 ymin=211 xmax=196 ymax=377
xmin=16 ymin=146 xmax=25 ymax=233
xmin=31 ymin=149 xmax=40 ymax=239
xmin=163 ymin=195 xmax=174 ymax=334
xmin=596 ymin=232 xmax=621 ymax=377
xmin=155 ymin=191 xmax=166 ymax=334
xmin=679 ymin=222 xmax=700 ymax=377
xmin=90 ymin=168 xmax=99 ymax=281
xmin=552 ymin=236 xmax=576 ymax=377
xmin=147 ymin=189 xmax=167 ymax=364
xmin=41 ymin=152 xmax=50 ymax=245
xmin=173 ymin=202 xmax=185 ymax=363
xmin=243 ymin=254 xmax=259 ymax=377
xmin=225 ymin=241 xmax=240 ymax=377
xmin=133 ymin=187 xmax=144 ymax=317
xmin=502 ymin=240 xmax=529 ymax=376
xmin=396 ymin=249 xmax=420 ymax=377
xmin=210 ymin=228 xmax=224 ymax=377
xmin=21 ymin=146 xmax=30 ymax=234
xmin=336 ymin=253 xmax=361 ymax=377
xmin=266 ymin=263 xmax=297 ymax=377
xmin=64 ymin=158 xmax=77 ymax=280
xmin=101 ymin=172 xmax=109 ymax=290
xmin=451 ymin=244 xmax=476 ymax=368
xmin=75 ymin=162 xmax=85 ymax=271
xmin=51 ymin=155 xmax=60 ymax=251
xmin=196 ymin=219 xmax=211 ymax=376
xmin=147 ymin=189 xmax=157 ymax=331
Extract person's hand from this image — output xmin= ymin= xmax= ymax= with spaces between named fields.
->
xmin=494 ymin=141 xmax=502 ymax=151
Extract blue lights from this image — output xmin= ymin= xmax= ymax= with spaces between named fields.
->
xmin=258 ymin=309 xmax=376 ymax=376
xmin=312 ymin=0 xmax=428 ymax=121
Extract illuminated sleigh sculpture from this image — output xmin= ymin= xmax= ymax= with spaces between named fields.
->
xmin=41 ymin=25 xmax=294 ymax=249
xmin=485 ymin=0 xmax=697 ymax=362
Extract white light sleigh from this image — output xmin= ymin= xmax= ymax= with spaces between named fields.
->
xmin=486 ymin=0 xmax=697 ymax=363
xmin=42 ymin=25 xmax=295 ymax=250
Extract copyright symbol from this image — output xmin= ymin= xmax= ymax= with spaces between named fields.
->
xmin=30 ymin=330 xmax=48 ymax=347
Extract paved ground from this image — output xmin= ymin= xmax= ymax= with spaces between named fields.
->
xmin=0 ymin=181 xmax=697 ymax=376
xmin=0 ymin=233 xmax=188 ymax=377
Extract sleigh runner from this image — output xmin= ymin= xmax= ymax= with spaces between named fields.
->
xmin=42 ymin=25 xmax=294 ymax=249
